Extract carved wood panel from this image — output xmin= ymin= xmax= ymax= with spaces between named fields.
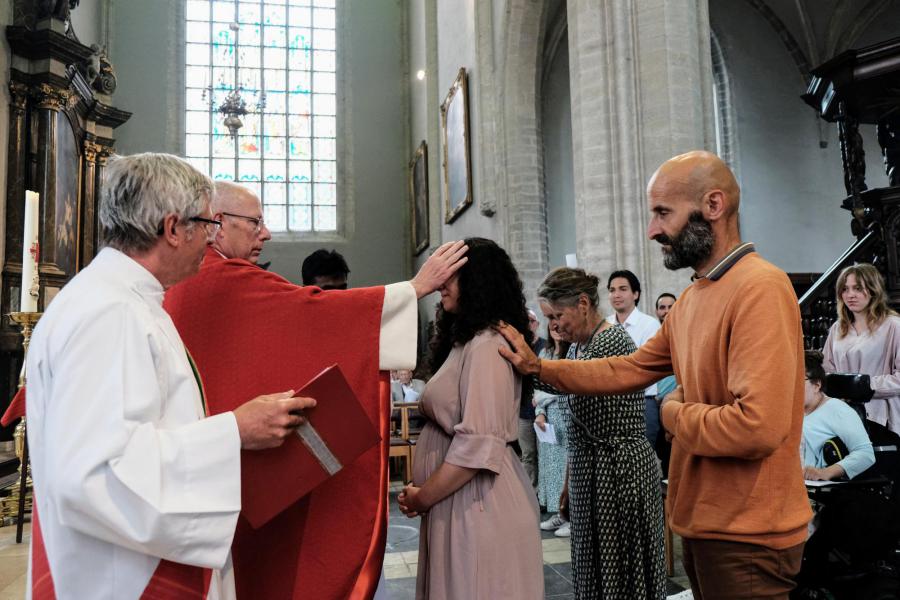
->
xmin=0 ymin=19 xmax=130 ymax=440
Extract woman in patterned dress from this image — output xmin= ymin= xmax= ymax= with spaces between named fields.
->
xmin=536 ymin=324 xmax=573 ymax=536
xmin=398 ymin=238 xmax=544 ymax=600
xmin=534 ymin=267 xmax=666 ymax=600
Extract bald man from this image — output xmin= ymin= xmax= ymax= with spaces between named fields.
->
xmin=498 ymin=151 xmax=810 ymax=599
xmin=211 ymin=181 xmax=272 ymax=263
xmin=165 ymin=180 xmax=468 ymax=599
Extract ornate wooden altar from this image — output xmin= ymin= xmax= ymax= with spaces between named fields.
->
xmin=799 ymin=36 xmax=900 ymax=349
xmin=0 ymin=4 xmax=130 ymax=440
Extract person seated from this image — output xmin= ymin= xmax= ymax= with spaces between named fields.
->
xmin=391 ymin=369 xmax=426 ymax=404
xmin=301 ymin=248 xmax=350 ymax=290
xmin=802 ymin=351 xmax=875 ymax=482
xmin=390 ymin=369 xmax=426 ymax=434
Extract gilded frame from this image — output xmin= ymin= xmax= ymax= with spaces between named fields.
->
xmin=409 ymin=141 xmax=429 ymax=255
xmin=440 ymin=68 xmax=473 ymax=224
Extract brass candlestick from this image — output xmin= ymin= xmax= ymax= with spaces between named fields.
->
xmin=7 ymin=311 xmax=41 ymax=542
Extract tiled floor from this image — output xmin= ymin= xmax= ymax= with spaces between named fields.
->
xmin=0 ymin=496 xmax=692 ymax=600
xmin=383 ymin=486 xmax=691 ymax=599
xmin=0 ymin=523 xmax=29 ymax=600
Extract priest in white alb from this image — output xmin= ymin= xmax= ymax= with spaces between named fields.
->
xmin=25 ymin=153 xmax=465 ymax=600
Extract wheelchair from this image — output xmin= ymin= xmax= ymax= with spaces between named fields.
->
xmin=792 ymin=374 xmax=900 ymax=600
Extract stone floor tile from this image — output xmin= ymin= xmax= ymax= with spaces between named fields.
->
xmin=383 ymin=563 xmax=412 ymax=580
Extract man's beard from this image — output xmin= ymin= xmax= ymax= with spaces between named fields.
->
xmin=655 ymin=211 xmax=715 ymax=271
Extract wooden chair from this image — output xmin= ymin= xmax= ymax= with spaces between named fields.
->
xmin=388 ymin=401 xmax=419 ymax=483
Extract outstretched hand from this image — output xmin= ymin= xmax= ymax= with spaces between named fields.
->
xmin=494 ymin=321 xmax=542 ymax=377
xmin=410 ymin=240 xmax=468 ymax=299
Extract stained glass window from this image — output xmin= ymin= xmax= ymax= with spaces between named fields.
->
xmin=185 ymin=0 xmax=338 ymax=233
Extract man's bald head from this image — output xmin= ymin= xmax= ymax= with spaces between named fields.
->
xmin=210 ymin=181 xmax=271 ymax=263
xmin=646 ymin=151 xmax=743 ymax=273
xmin=648 ymin=150 xmax=740 ymax=220
xmin=212 ymin=181 xmax=258 ymax=214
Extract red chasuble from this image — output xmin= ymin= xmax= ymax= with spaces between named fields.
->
xmin=164 ymin=248 xmax=390 ymax=600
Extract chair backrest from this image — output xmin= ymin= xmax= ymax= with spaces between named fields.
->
xmin=399 ymin=403 xmax=410 ymax=439
xmin=392 ymin=402 xmax=420 ymax=441
xmin=863 ymin=421 xmax=900 ymax=497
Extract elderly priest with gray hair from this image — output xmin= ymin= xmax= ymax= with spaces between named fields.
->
xmin=24 ymin=153 xmax=321 ymax=599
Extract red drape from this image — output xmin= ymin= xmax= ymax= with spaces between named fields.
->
xmin=164 ymin=248 xmax=390 ymax=600
xmin=1 ymin=387 xmax=25 ymax=427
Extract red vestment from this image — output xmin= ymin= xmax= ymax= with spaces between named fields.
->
xmin=31 ymin=505 xmax=212 ymax=599
xmin=164 ymin=248 xmax=390 ymax=600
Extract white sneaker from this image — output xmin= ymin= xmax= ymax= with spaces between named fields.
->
xmin=554 ymin=522 xmax=571 ymax=537
xmin=540 ymin=514 xmax=567 ymax=531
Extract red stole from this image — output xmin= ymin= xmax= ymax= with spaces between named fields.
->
xmin=30 ymin=506 xmax=211 ymax=599
xmin=27 ymin=303 xmax=217 ymax=598
xmin=163 ymin=248 xmax=390 ymax=600
xmin=1 ymin=387 xmax=25 ymax=426
xmin=29 ymin=351 xmax=214 ymax=600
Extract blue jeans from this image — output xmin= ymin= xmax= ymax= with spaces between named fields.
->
xmin=644 ymin=395 xmax=660 ymax=446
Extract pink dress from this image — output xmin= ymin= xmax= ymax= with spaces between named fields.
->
xmin=412 ymin=330 xmax=544 ymax=599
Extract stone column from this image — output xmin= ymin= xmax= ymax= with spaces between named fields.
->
xmin=568 ymin=0 xmax=715 ymax=300
xmin=500 ymin=0 xmax=550 ymax=305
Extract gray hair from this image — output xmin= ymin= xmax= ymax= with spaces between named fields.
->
xmin=537 ymin=267 xmax=601 ymax=309
xmin=99 ymin=153 xmax=212 ymax=253
xmin=211 ymin=180 xmax=253 ymax=214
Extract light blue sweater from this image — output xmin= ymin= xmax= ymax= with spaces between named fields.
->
xmin=801 ymin=397 xmax=875 ymax=479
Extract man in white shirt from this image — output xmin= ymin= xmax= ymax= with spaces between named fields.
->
xmin=606 ymin=269 xmax=662 ymax=445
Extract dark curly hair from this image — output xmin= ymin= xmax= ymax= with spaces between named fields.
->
xmin=428 ymin=238 xmax=534 ymax=405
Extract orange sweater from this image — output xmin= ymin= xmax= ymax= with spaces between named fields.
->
xmin=541 ymin=252 xmax=812 ymax=549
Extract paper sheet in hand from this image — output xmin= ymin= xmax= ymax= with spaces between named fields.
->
xmin=239 ymin=363 xmax=381 ymax=529
xmin=534 ymin=422 xmax=557 ymax=444
xmin=804 ymin=479 xmax=847 ymax=487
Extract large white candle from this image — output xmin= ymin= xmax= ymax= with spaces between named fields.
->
xmin=20 ymin=191 xmax=39 ymax=313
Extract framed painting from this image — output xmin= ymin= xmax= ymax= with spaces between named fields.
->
xmin=410 ymin=141 xmax=429 ymax=255
xmin=440 ymin=68 xmax=473 ymax=224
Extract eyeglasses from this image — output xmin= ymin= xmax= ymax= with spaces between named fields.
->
xmin=157 ymin=216 xmax=222 ymax=237
xmin=189 ymin=216 xmax=222 ymax=230
xmin=189 ymin=216 xmax=222 ymax=241
xmin=221 ymin=211 xmax=265 ymax=234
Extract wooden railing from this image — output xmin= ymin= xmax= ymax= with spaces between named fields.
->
xmin=798 ymin=230 xmax=878 ymax=351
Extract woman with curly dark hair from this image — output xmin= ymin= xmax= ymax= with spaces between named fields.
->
xmin=398 ymin=238 xmax=544 ymax=599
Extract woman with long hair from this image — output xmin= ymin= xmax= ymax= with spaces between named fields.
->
xmin=398 ymin=238 xmax=543 ymax=599
xmin=535 ymin=323 xmax=572 ymax=536
xmin=823 ymin=263 xmax=900 ymax=435
xmin=534 ymin=267 xmax=665 ymax=600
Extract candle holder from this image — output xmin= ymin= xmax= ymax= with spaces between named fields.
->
xmin=6 ymin=311 xmax=41 ymax=542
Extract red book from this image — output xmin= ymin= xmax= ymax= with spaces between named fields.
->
xmin=239 ymin=364 xmax=381 ymax=529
